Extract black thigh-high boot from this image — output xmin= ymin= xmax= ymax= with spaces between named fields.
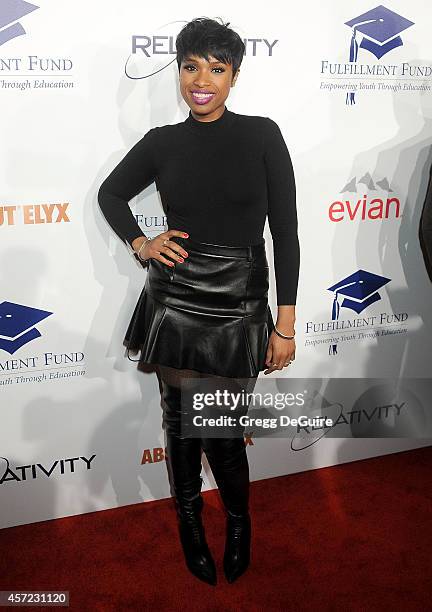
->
xmin=161 ymin=378 xmax=217 ymax=586
xmin=201 ymin=435 xmax=251 ymax=583
xmin=200 ymin=376 xmax=256 ymax=583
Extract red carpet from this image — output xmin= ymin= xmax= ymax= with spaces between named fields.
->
xmin=1 ymin=446 xmax=431 ymax=611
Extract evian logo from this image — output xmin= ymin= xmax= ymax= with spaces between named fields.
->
xmin=328 ymin=172 xmax=402 ymax=222
xmin=0 ymin=0 xmax=38 ymax=47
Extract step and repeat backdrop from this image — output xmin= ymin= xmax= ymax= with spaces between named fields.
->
xmin=1 ymin=0 xmax=432 ymax=528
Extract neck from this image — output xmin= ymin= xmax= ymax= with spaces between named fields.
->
xmin=184 ymin=105 xmax=235 ymax=132
xmin=190 ymin=105 xmax=226 ymax=122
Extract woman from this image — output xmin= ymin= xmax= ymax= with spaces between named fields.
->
xmin=98 ymin=17 xmax=299 ymax=585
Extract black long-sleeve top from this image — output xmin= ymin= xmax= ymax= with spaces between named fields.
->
xmin=98 ymin=105 xmax=300 ymax=305
xmin=421 ymin=170 xmax=432 ymax=268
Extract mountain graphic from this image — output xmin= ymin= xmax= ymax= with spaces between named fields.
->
xmin=340 ymin=173 xmax=393 ymax=193
xmin=358 ymin=172 xmax=376 ymax=190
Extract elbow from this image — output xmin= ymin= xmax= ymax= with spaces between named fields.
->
xmin=97 ymin=180 xmax=110 ymax=212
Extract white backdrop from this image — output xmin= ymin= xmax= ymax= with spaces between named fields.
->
xmin=1 ymin=0 xmax=431 ymax=529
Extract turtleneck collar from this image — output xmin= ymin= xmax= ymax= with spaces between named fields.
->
xmin=184 ymin=105 xmax=235 ymax=132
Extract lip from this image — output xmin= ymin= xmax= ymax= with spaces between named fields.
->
xmin=190 ymin=90 xmax=216 ymax=105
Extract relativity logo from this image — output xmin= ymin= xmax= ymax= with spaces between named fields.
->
xmin=319 ymin=6 xmax=427 ymax=104
xmin=125 ymin=20 xmax=278 ymax=80
xmin=0 ymin=301 xmax=52 ymax=354
xmin=0 ymin=454 xmax=96 ymax=485
xmin=0 ymin=0 xmax=38 ymax=47
xmin=328 ymin=172 xmax=402 ymax=222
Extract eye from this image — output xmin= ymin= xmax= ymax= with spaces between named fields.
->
xmin=183 ymin=64 xmax=225 ymax=73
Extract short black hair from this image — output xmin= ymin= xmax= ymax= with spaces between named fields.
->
xmin=176 ymin=17 xmax=245 ymax=78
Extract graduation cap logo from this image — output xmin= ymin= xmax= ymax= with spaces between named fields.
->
xmin=0 ymin=301 xmax=53 ymax=355
xmin=0 ymin=0 xmax=39 ymax=47
xmin=344 ymin=5 xmax=414 ymax=104
xmin=327 ymin=270 xmax=391 ymax=355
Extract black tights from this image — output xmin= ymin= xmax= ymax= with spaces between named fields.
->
xmin=157 ymin=365 xmax=258 ymax=515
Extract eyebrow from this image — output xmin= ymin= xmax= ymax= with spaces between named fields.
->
xmin=183 ymin=56 xmax=225 ymax=65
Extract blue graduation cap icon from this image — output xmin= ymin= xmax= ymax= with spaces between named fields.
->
xmin=0 ymin=0 xmax=39 ymax=47
xmin=344 ymin=5 xmax=414 ymax=104
xmin=0 ymin=301 xmax=52 ymax=355
xmin=327 ymin=270 xmax=391 ymax=355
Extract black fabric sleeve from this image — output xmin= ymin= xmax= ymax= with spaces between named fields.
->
xmin=421 ymin=168 xmax=432 ymax=268
xmin=98 ymin=127 xmax=158 ymax=246
xmin=263 ymin=118 xmax=300 ymax=305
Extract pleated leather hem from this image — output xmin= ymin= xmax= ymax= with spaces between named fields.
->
xmin=123 ymin=288 xmax=275 ymax=378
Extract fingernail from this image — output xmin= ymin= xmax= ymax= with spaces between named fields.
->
xmin=178 ymin=257 xmax=184 ymax=262
xmin=183 ymin=233 xmax=189 ymax=237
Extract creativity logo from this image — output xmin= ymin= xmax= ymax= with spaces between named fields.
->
xmin=0 ymin=0 xmax=38 ymax=47
xmin=344 ymin=5 xmax=414 ymax=104
xmin=328 ymin=270 xmax=391 ymax=355
xmin=0 ymin=301 xmax=52 ymax=355
xmin=328 ymin=171 xmax=402 ymax=222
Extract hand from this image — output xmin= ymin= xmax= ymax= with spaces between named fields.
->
xmin=132 ymin=229 xmax=189 ymax=267
xmin=263 ymin=331 xmax=296 ymax=375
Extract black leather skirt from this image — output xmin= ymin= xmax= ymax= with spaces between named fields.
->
xmin=124 ymin=235 xmax=275 ymax=378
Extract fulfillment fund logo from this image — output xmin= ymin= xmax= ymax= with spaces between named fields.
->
xmin=0 ymin=301 xmax=52 ymax=354
xmin=319 ymin=5 xmax=429 ymax=104
xmin=0 ymin=1 xmax=74 ymax=91
xmin=328 ymin=172 xmax=402 ymax=222
xmin=305 ymin=269 xmax=409 ymax=355
xmin=0 ymin=301 xmax=85 ymax=385
xmin=0 ymin=0 xmax=38 ymax=46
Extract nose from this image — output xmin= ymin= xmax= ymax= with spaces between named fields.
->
xmin=193 ymin=70 xmax=211 ymax=87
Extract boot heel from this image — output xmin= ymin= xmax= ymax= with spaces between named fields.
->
xmin=223 ymin=511 xmax=251 ymax=583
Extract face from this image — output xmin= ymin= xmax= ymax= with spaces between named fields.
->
xmin=179 ymin=53 xmax=239 ymax=121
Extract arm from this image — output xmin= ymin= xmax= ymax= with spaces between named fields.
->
xmin=421 ymin=168 xmax=432 ymax=269
xmin=263 ymin=118 xmax=300 ymax=336
xmin=97 ymin=127 xmax=158 ymax=247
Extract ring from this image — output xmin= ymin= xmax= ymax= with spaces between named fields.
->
xmin=163 ymin=238 xmax=168 ymax=245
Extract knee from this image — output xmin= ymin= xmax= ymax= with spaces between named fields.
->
xmin=202 ymin=437 xmax=247 ymax=470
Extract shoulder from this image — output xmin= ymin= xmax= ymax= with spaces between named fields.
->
xmin=229 ymin=110 xmax=275 ymax=131
xmin=231 ymin=111 xmax=284 ymax=144
xmin=231 ymin=111 xmax=280 ymax=129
